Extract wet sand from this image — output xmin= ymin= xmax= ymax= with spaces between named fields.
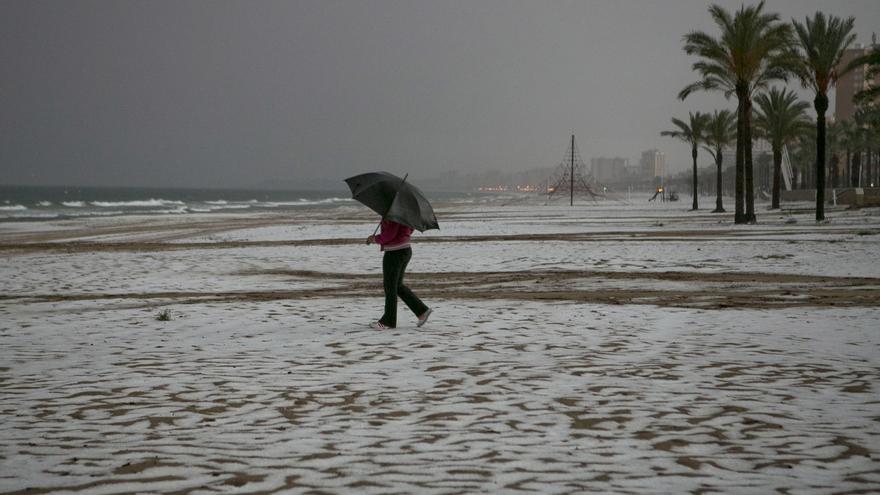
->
xmin=5 ymin=267 xmax=879 ymax=311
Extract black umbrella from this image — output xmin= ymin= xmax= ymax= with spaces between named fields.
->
xmin=344 ymin=171 xmax=439 ymax=232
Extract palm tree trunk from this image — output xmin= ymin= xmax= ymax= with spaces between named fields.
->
xmin=691 ymin=145 xmax=699 ymax=210
xmin=831 ymin=153 xmax=839 ymax=188
xmin=868 ymin=152 xmax=878 ymax=187
xmin=871 ymin=149 xmax=880 ymax=187
xmin=871 ymin=149 xmax=876 ymax=187
xmin=735 ymin=89 xmax=746 ymax=224
xmin=714 ymin=147 xmax=725 ymax=212
xmin=871 ymin=148 xmax=880 ymax=187
xmin=870 ymin=149 xmax=874 ymax=187
xmin=815 ymin=93 xmax=828 ymax=222
xmin=771 ymin=146 xmax=782 ymax=209
xmin=870 ymin=149 xmax=875 ymax=187
xmin=846 ymin=148 xmax=852 ymax=186
xmin=744 ymin=97 xmax=756 ymax=223
xmin=854 ymin=150 xmax=862 ymax=187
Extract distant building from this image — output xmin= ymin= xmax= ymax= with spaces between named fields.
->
xmin=836 ymin=43 xmax=879 ymax=122
xmin=721 ymin=140 xmax=774 ymax=190
xmin=640 ymin=150 xmax=666 ymax=179
xmin=590 ymin=157 xmax=628 ymax=184
xmin=720 ymin=140 xmax=772 ymax=164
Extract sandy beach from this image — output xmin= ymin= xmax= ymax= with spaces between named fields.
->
xmin=2 ymin=197 xmax=879 ymax=494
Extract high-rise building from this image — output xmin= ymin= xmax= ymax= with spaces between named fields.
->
xmin=590 ymin=157 xmax=628 ymax=183
xmin=640 ymin=150 xmax=666 ymax=179
xmin=836 ymin=43 xmax=879 ymax=122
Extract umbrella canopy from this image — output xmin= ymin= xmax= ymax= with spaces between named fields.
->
xmin=344 ymin=171 xmax=439 ymax=232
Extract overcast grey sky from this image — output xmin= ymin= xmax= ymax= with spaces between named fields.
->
xmin=2 ymin=0 xmax=879 ymax=189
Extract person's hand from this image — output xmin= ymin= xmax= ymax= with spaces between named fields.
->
xmin=366 ymin=235 xmax=375 ymax=245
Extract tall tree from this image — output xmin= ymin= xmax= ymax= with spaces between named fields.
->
xmin=680 ymin=1 xmax=797 ymax=224
xmin=839 ymin=119 xmax=858 ymax=186
xmin=753 ymin=87 xmax=811 ymax=209
xmin=701 ymin=110 xmax=737 ymax=212
xmin=848 ymin=47 xmax=880 ymax=186
xmin=662 ymin=112 xmax=711 ymax=211
xmin=792 ymin=12 xmax=857 ymax=221
xmin=826 ymin=121 xmax=843 ymax=188
xmin=850 ymin=114 xmax=876 ymax=187
xmin=793 ymin=128 xmax=817 ymax=188
xmin=855 ymin=107 xmax=880 ymax=187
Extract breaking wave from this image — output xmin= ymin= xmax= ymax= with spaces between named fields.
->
xmin=0 ymin=188 xmax=379 ymax=221
xmin=264 ymin=197 xmax=353 ymax=207
xmin=90 ymin=199 xmax=186 ymax=207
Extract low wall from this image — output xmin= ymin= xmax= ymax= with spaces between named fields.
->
xmin=781 ymin=188 xmax=880 ymax=206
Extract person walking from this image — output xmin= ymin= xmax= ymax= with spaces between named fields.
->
xmin=367 ymin=219 xmax=432 ymax=330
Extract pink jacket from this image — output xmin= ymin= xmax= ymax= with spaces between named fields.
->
xmin=375 ymin=220 xmax=412 ymax=251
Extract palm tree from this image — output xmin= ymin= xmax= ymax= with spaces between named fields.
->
xmin=848 ymin=117 xmax=874 ymax=187
xmin=826 ymin=120 xmax=844 ymax=188
xmin=845 ymin=47 xmax=880 ymax=188
xmin=662 ymin=112 xmax=711 ymax=211
xmin=838 ymin=119 xmax=858 ymax=186
xmin=792 ymin=12 xmax=857 ymax=221
xmin=680 ymin=1 xmax=797 ymax=224
xmin=849 ymin=47 xmax=880 ymax=186
xmin=792 ymin=128 xmax=817 ymax=189
xmin=701 ymin=110 xmax=737 ymax=212
xmin=753 ymin=87 xmax=811 ymax=209
xmin=855 ymin=107 xmax=880 ymax=187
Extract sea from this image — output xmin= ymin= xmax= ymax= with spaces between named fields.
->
xmin=0 ymin=185 xmax=485 ymax=221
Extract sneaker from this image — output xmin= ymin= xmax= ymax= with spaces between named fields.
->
xmin=417 ymin=308 xmax=432 ymax=328
xmin=372 ymin=321 xmax=392 ymax=330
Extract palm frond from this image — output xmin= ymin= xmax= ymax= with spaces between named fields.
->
xmin=792 ymin=12 xmax=857 ymax=94
xmin=844 ymin=47 xmax=880 ymax=75
xmin=680 ymin=1 xmax=792 ymax=105
xmin=847 ymin=47 xmax=880 ymax=105
xmin=679 ymin=80 xmax=715 ymax=100
xmin=854 ymin=85 xmax=880 ymax=105
xmin=701 ymin=109 xmax=737 ymax=157
xmin=662 ymin=112 xmax=711 ymax=147
xmin=753 ymin=86 xmax=812 ymax=147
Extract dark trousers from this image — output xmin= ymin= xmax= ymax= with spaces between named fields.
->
xmin=379 ymin=247 xmax=428 ymax=328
